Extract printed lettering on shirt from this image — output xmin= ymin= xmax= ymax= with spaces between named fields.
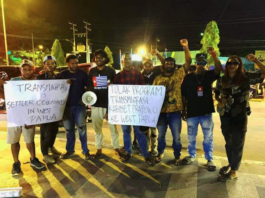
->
xmin=93 ymin=76 xmax=108 ymax=89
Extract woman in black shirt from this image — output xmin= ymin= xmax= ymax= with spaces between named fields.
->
xmin=215 ymin=54 xmax=265 ymax=182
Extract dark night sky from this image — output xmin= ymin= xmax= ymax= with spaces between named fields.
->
xmin=2 ymin=0 xmax=265 ymax=64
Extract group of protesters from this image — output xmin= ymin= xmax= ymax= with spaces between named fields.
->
xmin=1 ymin=38 xmax=265 ymax=183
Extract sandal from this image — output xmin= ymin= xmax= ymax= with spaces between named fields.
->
xmin=145 ymin=156 xmax=155 ymax=166
xmin=154 ymin=153 xmax=163 ymax=163
xmin=173 ymin=157 xmax=182 ymax=166
xmin=218 ymin=173 xmax=238 ymax=182
xmin=219 ymin=165 xmax=230 ymax=175
xmin=121 ymin=153 xmax=132 ymax=162
xmin=182 ymin=156 xmax=195 ymax=165
xmin=207 ymin=161 xmax=216 ymax=172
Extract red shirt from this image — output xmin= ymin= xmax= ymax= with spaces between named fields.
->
xmin=114 ymin=69 xmax=145 ymax=85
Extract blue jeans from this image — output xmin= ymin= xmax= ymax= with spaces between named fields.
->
xmin=187 ymin=114 xmax=214 ymax=161
xmin=121 ymin=125 xmax=148 ymax=157
xmin=63 ymin=105 xmax=89 ymax=154
xmin=157 ymin=112 xmax=182 ymax=158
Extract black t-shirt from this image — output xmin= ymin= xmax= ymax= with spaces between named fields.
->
xmin=88 ymin=66 xmax=116 ymax=108
xmin=60 ymin=69 xmax=89 ymax=106
xmin=181 ymin=70 xmax=219 ymax=118
xmin=142 ymin=66 xmax=163 ymax=85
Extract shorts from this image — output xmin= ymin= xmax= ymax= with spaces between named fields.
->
xmin=7 ymin=126 xmax=35 ymax=144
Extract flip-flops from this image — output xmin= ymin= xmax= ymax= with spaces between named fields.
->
xmin=218 ymin=173 xmax=238 ymax=182
xmin=219 ymin=165 xmax=230 ymax=175
xmin=145 ymin=156 xmax=155 ymax=166
xmin=154 ymin=153 xmax=164 ymax=163
xmin=207 ymin=161 xmax=216 ymax=171
xmin=182 ymin=156 xmax=195 ymax=165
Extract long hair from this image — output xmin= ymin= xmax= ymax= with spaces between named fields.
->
xmin=222 ymin=55 xmax=246 ymax=87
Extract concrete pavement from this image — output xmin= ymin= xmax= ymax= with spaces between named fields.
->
xmin=0 ymin=100 xmax=265 ymax=197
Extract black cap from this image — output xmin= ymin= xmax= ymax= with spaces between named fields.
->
xmin=195 ymin=53 xmax=207 ymax=61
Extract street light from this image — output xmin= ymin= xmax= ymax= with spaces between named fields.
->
xmin=137 ymin=46 xmax=147 ymax=57
xmin=38 ymin=45 xmax=43 ymax=50
xmin=1 ymin=0 xmax=9 ymax=65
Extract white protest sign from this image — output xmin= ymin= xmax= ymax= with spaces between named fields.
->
xmin=4 ymin=80 xmax=69 ymax=127
xmin=108 ymin=85 xmax=165 ymax=127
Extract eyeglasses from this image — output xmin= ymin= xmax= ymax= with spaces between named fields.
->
xmin=196 ymin=61 xmax=207 ymax=66
xmin=227 ymin=62 xmax=240 ymax=66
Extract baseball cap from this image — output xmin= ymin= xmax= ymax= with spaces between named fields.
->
xmin=43 ymin=55 xmax=56 ymax=63
xmin=195 ymin=53 xmax=207 ymax=61
xmin=20 ymin=59 xmax=34 ymax=67
xmin=143 ymin=59 xmax=153 ymax=65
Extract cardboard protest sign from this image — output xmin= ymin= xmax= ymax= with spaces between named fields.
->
xmin=108 ymin=85 xmax=165 ymax=127
xmin=4 ymin=80 xmax=69 ymax=127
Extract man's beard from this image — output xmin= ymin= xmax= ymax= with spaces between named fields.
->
xmin=97 ymin=63 xmax=105 ymax=67
xmin=165 ymin=67 xmax=175 ymax=73
xmin=144 ymin=70 xmax=152 ymax=75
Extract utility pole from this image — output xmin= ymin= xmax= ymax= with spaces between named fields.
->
xmin=83 ymin=21 xmax=91 ymax=63
xmin=1 ymin=0 xmax=9 ymax=65
xmin=69 ymin=22 xmax=77 ymax=54
xmin=31 ymin=33 xmax=35 ymax=64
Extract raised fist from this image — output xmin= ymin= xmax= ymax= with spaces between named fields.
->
xmin=207 ymin=47 xmax=215 ymax=54
xmin=151 ymin=49 xmax=159 ymax=55
xmin=180 ymin=39 xmax=188 ymax=47
xmin=246 ymin=54 xmax=257 ymax=62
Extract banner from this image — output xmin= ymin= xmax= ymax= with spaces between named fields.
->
xmin=4 ymin=80 xmax=69 ymax=127
xmin=108 ymin=85 xmax=165 ymax=127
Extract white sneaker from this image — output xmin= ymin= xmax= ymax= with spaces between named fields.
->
xmin=43 ymin=155 xmax=55 ymax=164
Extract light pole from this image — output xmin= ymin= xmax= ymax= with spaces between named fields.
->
xmin=1 ymin=0 xmax=9 ymax=65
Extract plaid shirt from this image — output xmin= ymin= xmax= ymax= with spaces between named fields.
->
xmin=114 ymin=69 xmax=145 ymax=85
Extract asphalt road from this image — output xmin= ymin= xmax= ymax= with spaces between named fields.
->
xmin=0 ymin=100 xmax=264 ymax=162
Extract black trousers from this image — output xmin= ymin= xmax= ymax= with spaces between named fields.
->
xmin=220 ymin=113 xmax=247 ymax=170
xmin=40 ymin=121 xmax=59 ymax=155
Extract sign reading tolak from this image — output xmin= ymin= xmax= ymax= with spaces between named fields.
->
xmin=4 ymin=80 xmax=70 ymax=127
xmin=108 ymin=85 xmax=165 ymax=127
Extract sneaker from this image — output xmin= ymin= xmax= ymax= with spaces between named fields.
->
xmin=43 ymin=155 xmax=55 ymax=164
xmin=49 ymin=147 xmax=62 ymax=155
xmin=30 ymin=157 xmax=45 ymax=169
xmin=60 ymin=151 xmax=75 ymax=159
xmin=84 ymin=151 xmax=94 ymax=160
xmin=12 ymin=161 xmax=21 ymax=176
xmin=150 ymin=150 xmax=158 ymax=157
xmin=173 ymin=157 xmax=182 ymax=166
